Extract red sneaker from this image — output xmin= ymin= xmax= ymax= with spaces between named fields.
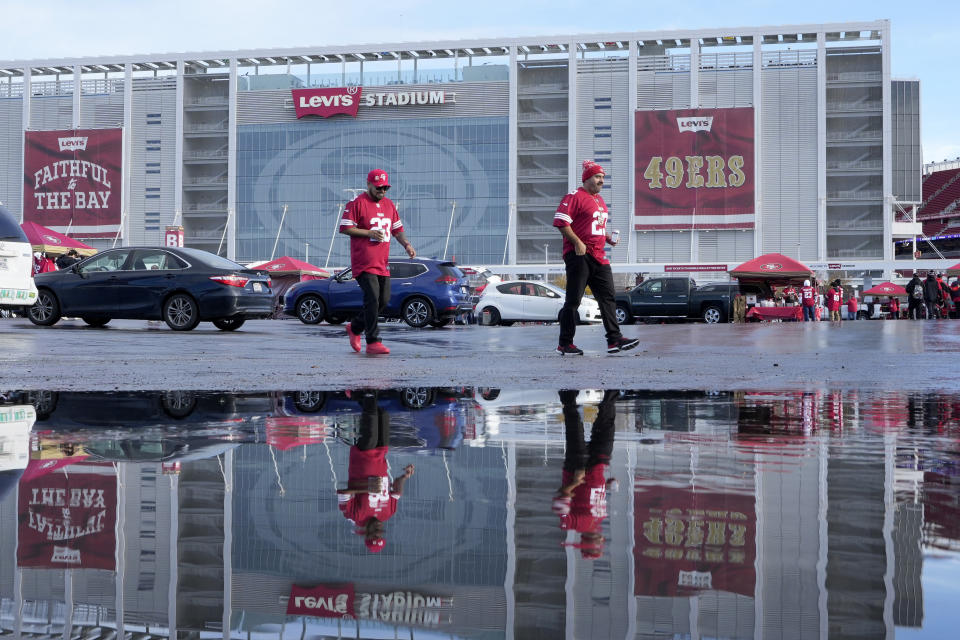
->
xmin=346 ymin=325 xmax=362 ymax=352
xmin=366 ymin=342 xmax=390 ymax=355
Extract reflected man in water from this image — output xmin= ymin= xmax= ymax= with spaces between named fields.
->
xmin=552 ymin=389 xmax=619 ymax=559
xmin=337 ymin=390 xmax=415 ymax=553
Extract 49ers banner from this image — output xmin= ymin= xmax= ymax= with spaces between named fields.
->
xmin=634 ymin=108 xmax=754 ymax=231
xmin=23 ymin=128 xmax=122 ymax=238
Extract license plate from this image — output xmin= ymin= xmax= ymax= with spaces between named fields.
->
xmin=253 ymin=282 xmax=264 ymax=292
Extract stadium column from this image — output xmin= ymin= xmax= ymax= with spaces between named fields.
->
xmin=627 ymin=39 xmax=638 ymax=264
xmin=123 ymin=63 xmax=133 ymax=247
xmin=174 ymin=61 xmax=184 ymax=230
xmin=881 ymin=19 xmax=893 ymax=262
xmin=227 ymin=58 xmax=238 ymax=260
xmin=508 ymin=45 xmax=517 ymax=265
xmin=20 ymin=67 xmax=31 ymax=222
xmin=752 ymin=33 xmax=763 ymax=256
xmin=72 ymin=65 xmax=81 ymax=129
xmin=689 ymin=37 xmax=700 ymax=263
xmin=817 ymin=32 xmax=827 ymax=261
xmin=568 ymin=41 xmax=577 ymax=196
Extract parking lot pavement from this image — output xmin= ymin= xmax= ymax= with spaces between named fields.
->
xmin=1 ymin=317 xmax=957 ymax=392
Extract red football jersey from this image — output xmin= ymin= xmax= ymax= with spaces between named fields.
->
xmin=801 ymin=286 xmax=816 ymax=306
xmin=338 ymin=447 xmax=400 ymax=525
xmin=340 ymin=192 xmax=404 ymax=277
xmin=558 ymin=465 xmax=608 ymax=534
xmin=827 ymin=288 xmax=842 ymax=311
xmin=553 ymin=187 xmax=610 ymax=264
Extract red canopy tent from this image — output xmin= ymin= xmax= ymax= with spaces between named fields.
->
xmin=862 ymin=282 xmax=907 ymax=297
xmin=20 ymin=222 xmax=97 ymax=256
xmin=730 ymin=253 xmax=814 ymax=283
xmin=947 ymin=261 xmax=960 ymax=275
xmin=249 ymin=256 xmax=330 ymax=279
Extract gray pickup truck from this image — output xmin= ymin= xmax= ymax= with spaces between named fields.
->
xmin=614 ymin=276 xmax=771 ymax=324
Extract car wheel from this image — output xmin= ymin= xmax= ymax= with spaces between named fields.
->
xmin=82 ymin=317 xmax=110 ymax=327
xmin=161 ymin=391 xmax=197 ymax=419
xmin=293 ymin=391 xmax=327 ymax=413
xmin=702 ymin=305 xmax=725 ymax=324
xmin=325 ymin=315 xmax=345 ymax=325
xmin=27 ymin=390 xmax=58 ymax=420
xmin=481 ymin=306 xmax=501 ymax=326
xmin=402 ymin=297 xmax=434 ymax=328
xmin=213 ymin=318 xmax=246 ymax=331
xmin=296 ymin=295 xmax=325 ymax=324
xmin=616 ymin=304 xmax=633 ymax=325
xmin=163 ymin=293 xmax=200 ymax=331
xmin=29 ymin=290 xmax=61 ymax=326
xmin=429 ymin=318 xmax=452 ymax=328
xmin=401 ymin=387 xmax=435 ymax=409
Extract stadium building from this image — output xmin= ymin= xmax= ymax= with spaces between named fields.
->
xmin=0 ymin=19 xmax=936 ymax=276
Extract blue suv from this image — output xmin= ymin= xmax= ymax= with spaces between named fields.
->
xmin=282 ymin=258 xmax=473 ymax=328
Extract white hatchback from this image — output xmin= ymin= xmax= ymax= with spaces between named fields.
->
xmin=477 ymin=279 xmax=601 ymax=326
xmin=0 ymin=205 xmax=37 ymax=312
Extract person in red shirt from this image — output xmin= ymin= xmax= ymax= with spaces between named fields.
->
xmin=552 ymin=389 xmax=618 ymax=559
xmin=800 ymin=280 xmax=816 ymax=321
xmin=826 ymin=281 xmax=843 ymax=322
xmin=339 ymin=169 xmax=416 ymax=355
xmin=846 ymin=289 xmax=859 ymax=321
xmin=888 ymin=295 xmax=900 ymax=319
xmin=337 ymin=390 xmax=415 ymax=553
xmin=553 ymin=161 xmax=639 ymax=355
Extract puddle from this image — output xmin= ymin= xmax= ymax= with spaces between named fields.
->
xmin=1 ymin=388 xmax=958 ymax=638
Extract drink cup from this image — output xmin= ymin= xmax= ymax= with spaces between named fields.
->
xmin=610 ymin=229 xmax=620 ymax=244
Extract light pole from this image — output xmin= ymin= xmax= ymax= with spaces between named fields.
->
xmin=544 ymin=244 xmax=549 ymax=265
xmin=326 ymin=188 xmax=365 ymax=268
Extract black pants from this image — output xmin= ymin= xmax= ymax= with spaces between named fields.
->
xmin=560 ymin=389 xmax=617 ymax=473
xmin=351 ymin=272 xmax=390 ymax=343
xmin=356 ymin=390 xmax=390 ymax=451
xmin=560 ymin=253 xmax=621 ymax=345
xmin=908 ymin=300 xmax=922 ymax=319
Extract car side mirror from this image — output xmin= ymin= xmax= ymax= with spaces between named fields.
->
xmin=71 ymin=264 xmax=85 ymax=278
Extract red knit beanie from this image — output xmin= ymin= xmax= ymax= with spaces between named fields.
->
xmin=581 ymin=160 xmax=605 ymax=183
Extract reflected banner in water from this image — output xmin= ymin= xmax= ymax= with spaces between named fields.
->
xmin=0 ymin=388 xmax=958 ymax=639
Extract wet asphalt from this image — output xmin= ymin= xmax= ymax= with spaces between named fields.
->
xmin=0 ymin=316 xmax=957 ymax=392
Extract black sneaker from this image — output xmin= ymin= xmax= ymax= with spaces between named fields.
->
xmin=607 ymin=337 xmax=640 ymax=354
xmin=556 ymin=343 xmax=584 ymax=356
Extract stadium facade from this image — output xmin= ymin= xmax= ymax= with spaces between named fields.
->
xmin=0 ymin=20 xmax=931 ymax=276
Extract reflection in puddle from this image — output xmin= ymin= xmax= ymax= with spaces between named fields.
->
xmin=1 ymin=389 xmax=958 ymax=638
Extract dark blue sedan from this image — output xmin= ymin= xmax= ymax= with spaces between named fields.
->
xmin=282 ymin=258 xmax=473 ymax=328
xmin=28 ymin=246 xmax=273 ymax=331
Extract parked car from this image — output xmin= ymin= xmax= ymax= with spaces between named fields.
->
xmin=476 ymin=280 xmax=600 ymax=326
xmin=28 ymin=246 xmax=273 ymax=331
xmin=282 ymin=258 xmax=473 ymax=328
xmin=0 ymin=204 xmax=38 ymax=313
xmin=615 ymin=277 xmax=772 ymax=324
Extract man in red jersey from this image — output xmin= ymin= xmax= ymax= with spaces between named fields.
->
xmin=337 ymin=389 xmax=415 ymax=553
xmin=339 ymin=169 xmax=416 ymax=355
xmin=553 ymin=161 xmax=639 ymax=355
xmin=552 ymin=389 xmax=618 ymax=559
xmin=800 ymin=279 xmax=816 ymax=321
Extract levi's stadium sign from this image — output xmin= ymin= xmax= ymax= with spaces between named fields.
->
xmin=291 ymin=87 xmax=450 ymax=119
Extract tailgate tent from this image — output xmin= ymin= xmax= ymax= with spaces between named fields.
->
xmin=247 ymin=256 xmax=330 ymax=319
xmin=730 ymin=253 xmax=814 ymax=283
xmin=20 ymin=222 xmax=97 ymax=256
xmin=862 ymin=282 xmax=908 ymax=296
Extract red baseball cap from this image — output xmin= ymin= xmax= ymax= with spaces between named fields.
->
xmin=367 ymin=169 xmax=390 ymax=187
xmin=365 ymin=537 xmax=386 ymax=552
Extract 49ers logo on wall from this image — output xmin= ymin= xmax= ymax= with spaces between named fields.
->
xmin=23 ymin=128 xmax=122 ymax=238
xmin=634 ymin=107 xmax=754 ymax=231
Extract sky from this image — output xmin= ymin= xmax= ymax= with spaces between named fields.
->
xmin=1 ymin=0 xmax=957 ymax=164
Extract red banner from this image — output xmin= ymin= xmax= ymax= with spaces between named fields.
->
xmin=17 ymin=470 xmax=117 ymax=569
xmin=664 ymin=264 xmax=728 ymax=272
xmin=23 ymin=128 xmax=122 ymax=238
xmin=292 ymin=87 xmax=362 ymax=118
xmin=633 ymin=486 xmax=755 ymax=597
xmin=635 ymin=108 xmax=754 ymax=231
xmin=287 ymin=584 xmax=356 ymax=618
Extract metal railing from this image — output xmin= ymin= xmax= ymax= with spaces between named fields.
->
xmin=518 ymin=111 xmax=568 ymax=122
xmin=826 ymin=160 xmax=882 ymax=170
xmin=184 ymin=150 xmax=228 ymax=160
xmin=827 ymin=190 xmax=883 ymax=200
xmin=187 ymin=96 xmax=228 ymax=106
xmin=827 ymin=101 xmax=882 ymax=112
xmin=185 ymin=122 xmax=228 ymax=133
xmin=827 ymin=71 xmax=882 ymax=83
xmin=518 ymin=140 xmax=566 ymax=150
xmin=518 ymin=82 xmax=568 ymax=94
xmin=826 ymin=130 xmax=882 ymax=142
xmin=518 ymin=168 xmax=567 ymax=178
xmin=184 ymin=177 xmax=228 ymax=186
xmin=826 ymin=220 xmax=884 ymax=230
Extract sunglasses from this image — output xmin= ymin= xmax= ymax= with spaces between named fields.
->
xmin=373 ymin=185 xmax=390 ymax=191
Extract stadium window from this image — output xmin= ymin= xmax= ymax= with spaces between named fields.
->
xmin=145 ymin=162 xmax=160 ymax=167
xmin=146 ymin=170 xmax=160 ymax=174
xmin=146 ymin=146 xmax=160 ymax=151
xmin=146 ymin=120 xmax=161 ymax=124
xmin=594 ymin=133 xmax=611 ymax=138
xmin=146 ymin=139 xmax=161 ymax=144
xmin=145 ymin=195 xmax=160 ymax=199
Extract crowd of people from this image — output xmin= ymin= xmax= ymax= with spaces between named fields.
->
xmin=734 ymin=273 xmax=960 ymax=322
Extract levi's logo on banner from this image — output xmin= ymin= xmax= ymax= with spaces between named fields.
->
xmin=57 ymin=136 xmax=88 ymax=152
xmin=635 ymin=107 xmax=754 ymax=232
xmin=292 ymin=87 xmax=362 ymax=118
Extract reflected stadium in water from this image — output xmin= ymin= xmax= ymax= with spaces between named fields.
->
xmin=0 ymin=388 xmax=958 ymax=639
